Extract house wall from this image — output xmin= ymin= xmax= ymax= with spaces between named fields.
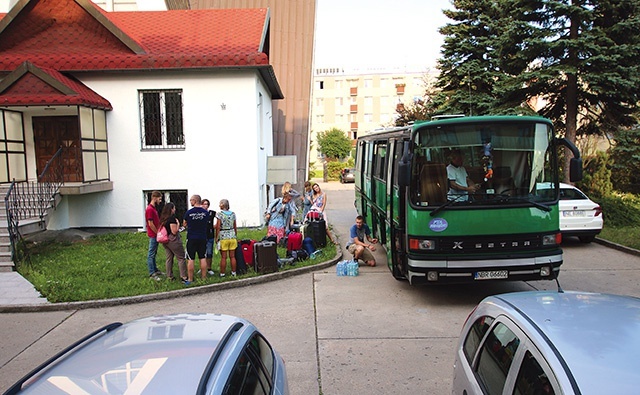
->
xmin=44 ymin=69 xmax=274 ymax=230
xmin=191 ymin=0 xmax=315 ymax=190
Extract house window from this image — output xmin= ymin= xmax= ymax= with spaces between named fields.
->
xmin=140 ymin=90 xmax=184 ymax=149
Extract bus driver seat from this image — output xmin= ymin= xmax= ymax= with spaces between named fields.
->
xmin=419 ymin=163 xmax=448 ymax=205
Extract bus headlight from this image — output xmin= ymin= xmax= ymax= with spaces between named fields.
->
xmin=409 ymin=238 xmax=436 ymax=250
xmin=540 ymin=266 xmax=551 ymax=277
xmin=541 ymin=233 xmax=561 ymax=246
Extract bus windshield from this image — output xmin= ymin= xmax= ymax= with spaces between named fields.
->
xmin=410 ymin=121 xmax=557 ymax=208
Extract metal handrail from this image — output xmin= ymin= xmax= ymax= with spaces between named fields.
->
xmin=4 ymin=147 xmax=66 ymax=263
xmin=4 ymin=180 xmax=19 ymax=262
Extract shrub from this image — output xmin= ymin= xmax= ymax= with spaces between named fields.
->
xmin=326 ymin=161 xmax=346 ymax=180
xmin=577 ymin=151 xmax=613 ymax=199
xmin=597 ymin=193 xmax=640 ymax=227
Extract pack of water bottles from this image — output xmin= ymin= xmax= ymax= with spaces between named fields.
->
xmin=336 ymin=259 xmax=359 ymax=276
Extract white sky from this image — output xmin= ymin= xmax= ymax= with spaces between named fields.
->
xmin=314 ymin=0 xmax=453 ymax=70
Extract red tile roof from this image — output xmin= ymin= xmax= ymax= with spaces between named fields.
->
xmin=0 ymin=0 xmax=271 ymax=71
xmin=0 ymin=62 xmax=112 ymax=109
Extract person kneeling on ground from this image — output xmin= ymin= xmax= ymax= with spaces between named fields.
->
xmin=346 ymin=215 xmax=378 ymax=267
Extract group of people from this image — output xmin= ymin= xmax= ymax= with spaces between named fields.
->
xmin=265 ymin=181 xmax=337 ymax=245
xmin=146 ymin=183 xmax=379 ymax=283
xmin=146 ymin=192 xmax=238 ymax=285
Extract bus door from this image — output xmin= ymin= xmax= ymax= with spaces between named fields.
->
xmin=362 ymin=140 xmax=374 ymax=226
xmin=386 ymin=139 xmax=408 ymax=280
xmin=371 ymin=141 xmax=388 ymax=243
xmin=354 ymin=140 xmax=366 ymax=216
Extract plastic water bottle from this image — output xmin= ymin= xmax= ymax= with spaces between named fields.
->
xmin=336 ymin=260 xmax=347 ymax=276
xmin=347 ymin=260 xmax=358 ymax=276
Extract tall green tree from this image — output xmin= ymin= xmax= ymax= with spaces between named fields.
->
xmin=437 ymin=0 xmax=640 ymax=181
xmin=316 ymin=128 xmax=352 ymax=161
xmin=436 ymin=0 xmax=516 ymax=116
xmin=610 ymin=125 xmax=640 ymax=194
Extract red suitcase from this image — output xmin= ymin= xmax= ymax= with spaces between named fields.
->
xmin=286 ymin=231 xmax=303 ymax=252
xmin=239 ymin=239 xmax=256 ymax=267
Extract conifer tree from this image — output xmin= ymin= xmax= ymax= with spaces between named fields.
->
xmin=437 ymin=0 xmax=640 ymax=181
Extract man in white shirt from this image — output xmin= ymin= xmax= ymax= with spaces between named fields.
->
xmin=447 ymin=150 xmax=479 ymax=201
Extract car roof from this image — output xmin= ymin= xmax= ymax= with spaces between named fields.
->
xmin=15 ymin=313 xmax=251 ymax=394
xmin=491 ymin=291 xmax=640 ymax=394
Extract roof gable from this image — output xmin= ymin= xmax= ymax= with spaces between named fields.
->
xmin=0 ymin=1 xmax=271 ymax=71
xmin=0 ymin=61 xmax=112 ymax=109
xmin=0 ymin=0 xmax=145 ymax=56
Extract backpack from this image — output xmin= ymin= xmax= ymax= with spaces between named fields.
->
xmin=157 ymin=225 xmax=169 ymax=244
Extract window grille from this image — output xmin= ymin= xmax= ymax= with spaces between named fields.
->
xmin=140 ymin=90 xmax=184 ymax=149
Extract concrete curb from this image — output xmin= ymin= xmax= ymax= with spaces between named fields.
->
xmin=0 ymin=248 xmax=344 ymax=313
xmin=594 ymin=237 xmax=640 ymax=257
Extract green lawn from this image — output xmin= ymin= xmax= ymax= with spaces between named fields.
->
xmin=599 ymin=227 xmax=640 ymax=250
xmin=18 ymin=228 xmax=335 ymax=303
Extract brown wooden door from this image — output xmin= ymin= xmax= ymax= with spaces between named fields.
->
xmin=33 ymin=116 xmax=82 ymax=182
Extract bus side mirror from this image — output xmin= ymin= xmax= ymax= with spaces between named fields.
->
xmin=570 ymin=157 xmax=583 ymax=182
xmin=555 ymin=137 xmax=583 ymax=183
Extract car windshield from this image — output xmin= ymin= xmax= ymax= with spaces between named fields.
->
xmin=409 ymin=120 xmax=557 ymax=208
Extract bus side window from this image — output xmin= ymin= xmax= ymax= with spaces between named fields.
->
xmin=419 ymin=163 xmax=447 ymax=205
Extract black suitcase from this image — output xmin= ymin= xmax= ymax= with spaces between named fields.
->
xmin=253 ymin=241 xmax=279 ymax=274
xmin=234 ymin=245 xmax=248 ymax=275
xmin=308 ymin=219 xmax=327 ymax=248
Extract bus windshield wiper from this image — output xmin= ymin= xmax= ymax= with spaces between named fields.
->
xmin=430 ymin=194 xmax=468 ymax=217
xmin=495 ymin=195 xmax=551 ymax=212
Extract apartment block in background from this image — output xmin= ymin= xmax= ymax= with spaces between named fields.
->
xmin=310 ymin=66 xmax=436 ymax=167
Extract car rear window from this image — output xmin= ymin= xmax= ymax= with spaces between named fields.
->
xmin=463 ymin=315 xmax=494 ymax=363
xmin=224 ymin=334 xmax=275 ymax=395
xmin=559 ymin=188 xmax=587 ymax=200
xmin=476 ymin=322 xmax=520 ymax=395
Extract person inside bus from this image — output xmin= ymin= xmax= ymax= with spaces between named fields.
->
xmin=346 ymin=215 xmax=378 ymax=267
xmin=447 ymin=149 xmax=480 ymax=201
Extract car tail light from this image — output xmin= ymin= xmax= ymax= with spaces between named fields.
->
xmin=594 ymin=205 xmax=602 ymax=216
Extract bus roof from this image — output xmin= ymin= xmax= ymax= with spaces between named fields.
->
xmin=414 ymin=115 xmax=554 ymax=129
xmin=357 ymin=115 xmax=554 ymax=142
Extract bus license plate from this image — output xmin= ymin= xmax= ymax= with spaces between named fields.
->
xmin=475 ymin=270 xmax=508 ymax=280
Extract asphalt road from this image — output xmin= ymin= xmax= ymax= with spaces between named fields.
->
xmin=1 ymin=181 xmax=639 ymax=394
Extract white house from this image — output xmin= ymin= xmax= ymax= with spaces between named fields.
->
xmin=0 ymin=0 xmax=283 ymax=231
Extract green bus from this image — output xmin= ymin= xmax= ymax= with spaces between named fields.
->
xmin=354 ymin=116 xmax=582 ymax=284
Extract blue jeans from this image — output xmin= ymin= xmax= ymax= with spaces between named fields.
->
xmin=206 ymin=238 xmax=214 ymax=258
xmin=147 ymin=236 xmax=159 ymax=275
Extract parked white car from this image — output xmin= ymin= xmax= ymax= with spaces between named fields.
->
xmin=558 ymin=183 xmax=603 ymax=243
